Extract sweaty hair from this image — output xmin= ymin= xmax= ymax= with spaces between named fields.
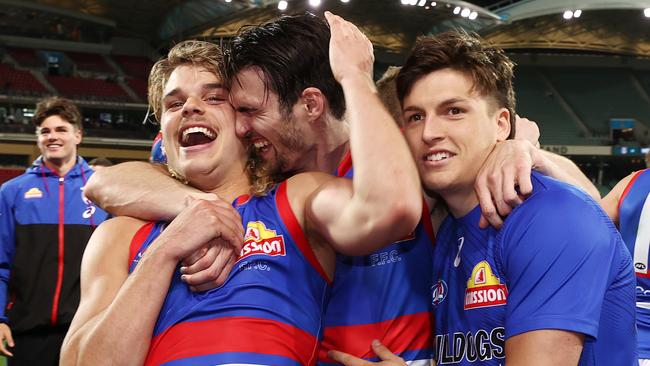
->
xmin=148 ymin=40 xmax=225 ymax=121
xmin=396 ymin=30 xmax=516 ymax=138
xmin=376 ymin=66 xmax=403 ymax=127
xmin=225 ymin=13 xmax=346 ymax=120
xmin=32 ymin=97 xmax=82 ymax=131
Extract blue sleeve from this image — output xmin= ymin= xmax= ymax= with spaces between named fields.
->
xmin=499 ymin=188 xmax=619 ymax=340
xmin=0 ymin=184 xmax=15 ymax=323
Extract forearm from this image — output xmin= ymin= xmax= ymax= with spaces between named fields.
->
xmin=341 ymin=76 xmax=422 ymax=232
xmin=535 ymin=150 xmax=600 ymax=200
xmin=85 ymin=161 xmax=200 ymax=221
xmin=71 ymin=249 xmax=176 ymax=365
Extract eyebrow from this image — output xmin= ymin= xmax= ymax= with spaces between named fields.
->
xmin=163 ymin=83 xmax=225 ymax=100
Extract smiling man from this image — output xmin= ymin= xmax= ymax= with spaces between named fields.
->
xmin=0 ymin=97 xmax=108 ymax=365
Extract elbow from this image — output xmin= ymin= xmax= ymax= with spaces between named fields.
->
xmin=83 ymin=173 xmax=103 ymax=206
xmin=388 ymin=196 xmax=422 ymax=237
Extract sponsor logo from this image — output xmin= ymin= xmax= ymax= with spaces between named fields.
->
xmin=82 ymin=206 xmax=96 ymax=219
xmin=464 ymin=261 xmax=507 ymax=310
xmin=239 ymin=221 xmax=286 ymax=260
xmin=432 ymin=279 xmax=448 ymax=306
xmin=369 ymin=249 xmax=401 ymax=267
xmin=435 ymin=327 xmax=505 ymax=364
xmin=24 ymin=187 xmax=43 ymax=199
xmin=454 ymin=236 xmax=465 ymax=267
xmin=636 ymin=263 xmax=647 ymax=271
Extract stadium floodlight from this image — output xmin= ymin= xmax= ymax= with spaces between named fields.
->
xmin=453 ymin=6 xmax=461 ymax=14
xmin=341 ymin=0 xmax=350 ymax=2
xmin=645 ymin=8 xmax=650 ymax=17
xmin=278 ymin=0 xmax=288 ymax=10
xmin=418 ymin=0 xmax=426 ymax=6
xmin=563 ymin=10 xmax=573 ymax=19
xmin=309 ymin=0 xmax=321 ymax=7
xmin=409 ymin=0 xmax=418 ymax=5
xmin=573 ymin=9 xmax=582 ymax=18
xmin=431 ymin=1 xmax=437 ymax=6
xmin=461 ymin=8 xmax=471 ymax=17
xmin=469 ymin=11 xmax=478 ymax=20
xmin=225 ymin=0 xmax=232 ymax=2
xmin=401 ymin=0 xmax=410 ymax=4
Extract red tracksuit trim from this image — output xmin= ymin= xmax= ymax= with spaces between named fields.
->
xmin=51 ymin=176 xmax=65 ymax=326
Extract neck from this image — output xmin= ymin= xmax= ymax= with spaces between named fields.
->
xmin=43 ymin=156 xmax=77 ymax=176
xmin=301 ymin=116 xmax=350 ymax=173
xmin=438 ymin=186 xmax=480 ymax=219
xmin=192 ymin=168 xmax=252 ymax=203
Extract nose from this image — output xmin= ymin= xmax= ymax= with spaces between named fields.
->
xmin=182 ymin=96 xmax=205 ymax=118
xmin=235 ymin=112 xmax=252 ymax=139
xmin=421 ymin=116 xmax=445 ymax=144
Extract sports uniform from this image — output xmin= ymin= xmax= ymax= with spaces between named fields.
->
xmin=129 ymin=182 xmax=330 ymax=366
xmin=150 ymin=131 xmax=166 ymax=164
xmin=318 ymin=153 xmax=435 ymax=365
xmin=618 ymin=168 xmax=650 ymax=363
xmin=431 ymin=171 xmax=636 ymax=365
xmin=0 ymin=156 xmax=108 ymax=365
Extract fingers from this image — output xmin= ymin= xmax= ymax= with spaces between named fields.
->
xmin=180 ymin=246 xmax=208 ymax=267
xmin=516 ymin=161 xmax=534 ymax=196
xmin=500 ymin=165 xmax=520 ymax=212
xmin=190 ymin=255 xmax=236 ymax=292
xmin=0 ymin=326 xmax=14 ymax=357
xmin=328 ymin=350 xmax=371 ymax=366
xmin=182 ymin=244 xmax=236 ymax=288
xmin=371 ymin=340 xmax=405 ymax=363
xmin=475 ymin=176 xmax=503 ymax=229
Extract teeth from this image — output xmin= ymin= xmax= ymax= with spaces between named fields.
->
xmin=253 ymin=140 xmax=270 ymax=149
xmin=182 ymin=126 xmax=215 ymax=142
xmin=427 ymin=152 xmax=450 ymax=162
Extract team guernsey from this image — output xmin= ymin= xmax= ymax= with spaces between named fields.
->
xmin=129 ymin=182 xmax=330 ymax=366
xmin=318 ymin=153 xmax=435 ymax=365
xmin=431 ymin=172 xmax=636 ymax=365
xmin=619 ymin=168 xmax=650 ymax=359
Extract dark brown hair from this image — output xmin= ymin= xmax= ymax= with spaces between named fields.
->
xmin=33 ymin=97 xmax=82 ymax=130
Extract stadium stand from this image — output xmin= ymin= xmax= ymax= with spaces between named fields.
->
xmin=5 ymin=47 xmax=42 ymax=68
xmin=113 ymin=55 xmax=153 ymax=79
xmin=125 ymin=77 xmax=148 ymax=101
xmin=66 ymin=51 xmax=113 ymax=73
xmin=45 ymin=74 xmax=131 ymax=102
xmin=0 ymin=63 xmax=49 ymax=96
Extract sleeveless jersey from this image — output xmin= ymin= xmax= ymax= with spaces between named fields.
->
xmin=129 ymin=182 xmax=331 ymax=366
xmin=432 ymin=172 xmax=636 ymax=365
xmin=318 ymin=153 xmax=435 ymax=365
xmin=619 ymin=168 xmax=650 ymax=358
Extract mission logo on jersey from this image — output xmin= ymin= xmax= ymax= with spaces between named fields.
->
xmin=24 ymin=187 xmax=43 ymax=199
xmin=464 ymin=261 xmax=508 ymax=310
xmin=240 ymin=221 xmax=287 ymax=260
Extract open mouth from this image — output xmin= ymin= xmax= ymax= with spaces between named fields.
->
xmin=252 ymin=138 xmax=271 ymax=154
xmin=425 ymin=151 xmax=454 ymax=162
xmin=179 ymin=126 xmax=217 ymax=148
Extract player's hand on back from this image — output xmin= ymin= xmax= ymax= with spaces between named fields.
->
xmin=514 ymin=115 xmax=540 ymax=148
xmin=153 ymin=198 xmax=244 ymax=285
xmin=328 ymin=340 xmax=407 ymax=366
xmin=475 ymin=139 xmax=538 ymax=229
xmin=324 ymin=11 xmax=374 ymax=84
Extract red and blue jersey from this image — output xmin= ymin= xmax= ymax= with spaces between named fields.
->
xmin=129 ymin=182 xmax=330 ymax=366
xmin=432 ymin=172 xmax=636 ymax=365
xmin=619 ymin=168 xmax=650 ymax=359
xmin=150 ymin=131 xmax=166 ymax=164
xmin=318 ymin=153 xmax=435 ymax=365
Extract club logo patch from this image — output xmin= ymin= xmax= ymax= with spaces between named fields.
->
xmin=240 ymin=221 xmax=286 ymax=260
xmin=432 ymin=279 xmax=448 ymax=306
xmin=464 ymin=261 xmax=507 ymax=310
xmin=24 ymin=188 xmax=43 ymax=199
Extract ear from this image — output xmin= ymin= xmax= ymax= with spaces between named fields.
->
xmin=300 ymin=87 xmax=326 ymax=122
xmin=495 ymin=107 xmax=510 ymax=142
xmin=73 ymin=127 xmax=82 ymax=145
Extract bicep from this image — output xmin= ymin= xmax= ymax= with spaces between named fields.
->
xmin=506 ymin=329 xmax=584 ymax=366
xmin=67 ymin=218 xmax=134 ymax=336
xmin=600 ymin=172 xmax=636 ymax=225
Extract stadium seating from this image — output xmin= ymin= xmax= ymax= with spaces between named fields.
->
xmin=5 ymin=47 xmax=42 ymax=68
xmin=45 ymin=75 xmax=130 ymax=102
xmin=113 ymin=55 xmax=153 ymax=79
xmin=66 ymin=51 xmax=113 ymax=73
xmin=126 ymin=77 xmax=148 ymax=101
xmin=0 ymin=63 xmax=48 ymax=96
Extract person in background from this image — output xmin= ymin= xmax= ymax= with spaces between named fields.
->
xmin=88 ymin=157 xmax=113 ymax=171
xmin=0 ymin=96 xmax=108 ymax=365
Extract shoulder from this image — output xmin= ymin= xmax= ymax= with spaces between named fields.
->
xmin=89 ymin=217 xmax=149 ymax=252
xmin=0 ymin=172 xmax=32 ymax=201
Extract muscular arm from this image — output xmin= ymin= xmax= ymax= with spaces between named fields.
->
xmin=60 ymin=216 xmax=175 ymax=366
xmin=84 ymin=161 xmax=213 ymax=221
xmin=600 ymin=171 xmax=636 ymax=225
xmin=506 ymin=330 xmax=583 ymax=366
xmin=533 ymin=149 xmax=599 ymax=200
xmin=303 ymin=13 xmax=421 ymax=256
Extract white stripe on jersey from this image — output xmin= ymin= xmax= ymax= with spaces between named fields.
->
xmin=637 ymin=302 xmax=650 ymax=309
xmin=633 ymin=192 xmax=650 ymax=275
xmin=405 ymin=360 xmax=434 ymax=366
